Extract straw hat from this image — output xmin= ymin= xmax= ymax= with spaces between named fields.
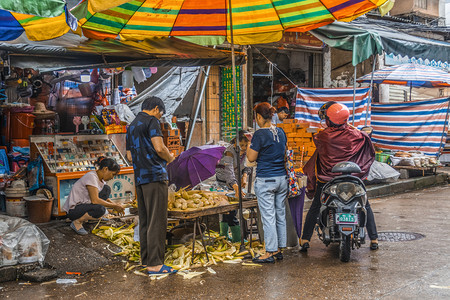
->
xmin=32 ymin=102 xmax=56 ymax=119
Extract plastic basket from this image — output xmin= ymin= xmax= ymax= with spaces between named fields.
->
xmin=376 ymin=153 xmax=391 ymax=163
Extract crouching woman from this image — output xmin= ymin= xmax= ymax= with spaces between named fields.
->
xmin=63 ymin=157 xmax=125 ymax=235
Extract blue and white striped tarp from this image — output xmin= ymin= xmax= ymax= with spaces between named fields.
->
xmin=295 ymin=87 xmax=370 ymax=128
xmin=371 ymin=97 xmax=450 ymax=156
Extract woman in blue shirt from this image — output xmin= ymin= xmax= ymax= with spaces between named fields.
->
xmin=247 ymin=102 xmax=288 ymax=263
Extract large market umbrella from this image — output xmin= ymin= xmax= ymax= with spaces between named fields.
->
xmin=71 ymin=0 xmax=391 ymax=45
xmin=167 ymin=145 xmax=225 ymax=190
xmin=357 ymin=63 xmax=450 ymax=88
xmin=0 ymin=0 xmax=77 ymax=41
xmin=71 ymin=0 xmax=391 ymax=250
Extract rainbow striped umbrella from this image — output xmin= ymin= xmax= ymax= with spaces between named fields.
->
xmin=0 ymin=0 xmax=76 ymax=41
xmin=72 ymin=0 xmax=391 ymax=45
xmin=357 ymin=63 xmax=450 ymax=88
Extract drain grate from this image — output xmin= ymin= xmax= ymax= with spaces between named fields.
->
xmin=378 ymin=232 xmax=425 ymax=242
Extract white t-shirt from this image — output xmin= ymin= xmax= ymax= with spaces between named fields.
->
xmin=63 ymin=171 xmax=105 ymax=212
xmin=272 ymin=113 xmax=282 ymax=125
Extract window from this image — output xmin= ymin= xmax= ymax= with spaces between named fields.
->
xmin=414 ymin=0 xmax=427 ymax=9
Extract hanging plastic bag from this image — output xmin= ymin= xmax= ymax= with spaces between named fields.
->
xmin=27 ymin=156 xmax=44 ymax=191
xmin=132 ymin=67 xmax=147 ymax=84
xmin=105 ymin=104 xmax=136 ymax=124
xmin=168 ymin=184 xmax=176 ymax=202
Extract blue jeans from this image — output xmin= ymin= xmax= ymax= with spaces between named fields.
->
xmin=255 ymin=175 xmax=288 ymax=252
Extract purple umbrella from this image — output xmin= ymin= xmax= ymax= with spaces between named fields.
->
xmin=168 ymin=145 xmax=226 ymax=189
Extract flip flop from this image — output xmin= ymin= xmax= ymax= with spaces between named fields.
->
xmin=147 ymin=265 xmax=177 ymax=275
xmin=70 ymin=222 xmax=88 ymax=235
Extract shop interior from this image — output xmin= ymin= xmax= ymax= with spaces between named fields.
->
xmin=251 ymin=47 xmax=323 ymax=114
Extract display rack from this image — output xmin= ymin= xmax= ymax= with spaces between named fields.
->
xmin=30 ymin=134 xmax=127 ymax=173
xmin=30 ymin=134 xmax=135 ymax=216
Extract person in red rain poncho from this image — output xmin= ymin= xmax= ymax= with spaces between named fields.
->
xmin=300 ymin=102 xmax=379 ymax=252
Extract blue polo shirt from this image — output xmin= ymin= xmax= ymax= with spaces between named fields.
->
xmin=126 ymin=112 xmax=167 ymax=185
xmin=250 ymin=127 xmax=287 ymax=178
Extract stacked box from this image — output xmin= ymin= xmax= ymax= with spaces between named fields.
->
xmin=278 ymin=120 xmax=317 ymax=169
xmin=161 ymin=123 xmax=182 ymax=157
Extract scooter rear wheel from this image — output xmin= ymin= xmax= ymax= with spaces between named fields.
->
xmin=339 ymin=235 xmax=351 ymax=262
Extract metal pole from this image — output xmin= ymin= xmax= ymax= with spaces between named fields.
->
xmin=228 ymin=0 xmax=245 ymax=252
xmin=365 ymin=55 xmax=377 ymax=126
xmin=352 ymin=65 xmax=357 ymax=126
xmin=437 ymin=98 xmax=450 ymax=158
xmin=186 ymin=66 xmax=211 ymax=149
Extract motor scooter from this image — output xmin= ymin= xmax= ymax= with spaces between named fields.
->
xmin=315 ymin=161 xmax=368 ymax=262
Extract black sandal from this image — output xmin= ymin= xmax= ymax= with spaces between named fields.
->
xmin=252 ymin=255 xmax=275 ymax=263
xmin=273 ymin=252 xmax=283 ymax=260
xmin=370 ymin=242 xmax=379 ymax=250
xmin=300 ymin=242 xmax=310 ymax=252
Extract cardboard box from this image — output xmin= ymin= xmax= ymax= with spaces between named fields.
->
xmin=164 ymin=136 xmax=180 ymax=148
xmin=161 ymin=123 xmax=172 ymax=130
xmin=295 ymin=123 xmax=309 ymax=129
xmin=308 ymin=147 xmax=316 ymax=153
xmin=162 ymin=129 xmax=180 ymax=137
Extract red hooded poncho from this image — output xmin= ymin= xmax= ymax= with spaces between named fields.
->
xmin=303 ymin=124 xmax=375 ymax=199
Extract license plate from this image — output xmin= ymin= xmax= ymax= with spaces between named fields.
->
xmin=336 ymin=213 xmax=357 ymax=224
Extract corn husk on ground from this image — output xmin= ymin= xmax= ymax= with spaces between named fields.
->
xmin=92 ymin=224 xmax=141 ymax=262
xmin=164 ymin=234 xmax=264 ymax=271
xmin=92 ymin=224 xmax=265 ymax=276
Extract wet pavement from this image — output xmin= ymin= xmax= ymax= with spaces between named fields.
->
xmin=1 ymin=184 xmax=450 ymax=300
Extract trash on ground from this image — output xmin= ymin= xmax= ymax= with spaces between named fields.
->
xmin=177 ymin=270 xmax=205 ymax=279
xmin=56 ymin=279 xmax=77 ymax=284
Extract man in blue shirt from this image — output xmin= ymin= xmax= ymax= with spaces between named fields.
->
xmin=126 ymin=96 xmax=175 ymax=274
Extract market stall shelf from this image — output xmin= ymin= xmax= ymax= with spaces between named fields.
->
xmin=393 ymin=165 xmax=441 ymax=179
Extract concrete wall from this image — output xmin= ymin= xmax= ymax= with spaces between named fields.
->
xmin=391 ymin=0 xmax=440 ymax=17
xmin=329 ymin=48 xmax=373 ymax=88
xmin=183 ymin=120 xmax=203 ymax=147
xmin=416 ymin=0 xmax=440 ymax=16
xmin=323 ymin=47 xmax=332 ymax=88
xmin=391 ymin=0 xmax=415 ymax=15
xmin=446 ymin=2 xmax=450 ymax=25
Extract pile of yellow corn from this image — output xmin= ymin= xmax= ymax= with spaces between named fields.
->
xmin=168 ymin=189 xmax=229 ymax=211
xmin=92 ymin=224 xmax=264 ymax=273
xmin=164 ymin=235 xmax=264 ymax=270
